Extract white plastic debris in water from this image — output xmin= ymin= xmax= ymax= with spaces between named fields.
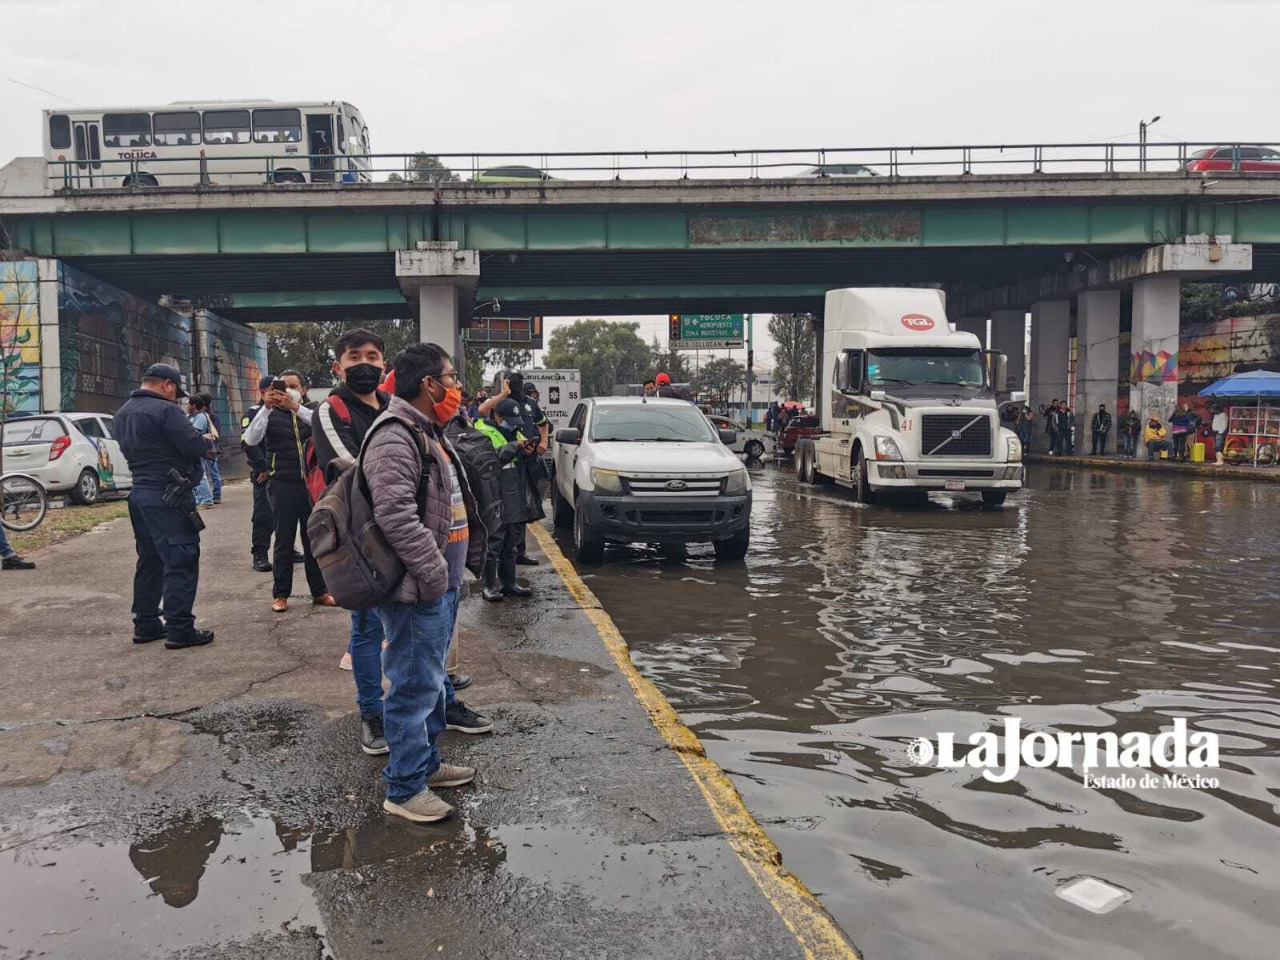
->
xmin=1055 ymin=876 xmax=1132 ymax=914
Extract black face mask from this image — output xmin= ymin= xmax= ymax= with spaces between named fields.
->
xmin=344 ymin=362 xmax=382 ymax=395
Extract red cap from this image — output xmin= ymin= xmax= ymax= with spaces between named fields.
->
xmin=655 ymin=372 xmax=671 ymax=385
xmin=382 ymin=369 xmax=396 ymax=393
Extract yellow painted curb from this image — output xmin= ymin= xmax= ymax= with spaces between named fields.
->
xmin=530 ymin=522 xmax=860 ymax=960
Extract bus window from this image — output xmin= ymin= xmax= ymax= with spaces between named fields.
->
xmin=335 ymin=114 xmax=345 ymax=152
xmin=203 ymin=110 xmax=251 ymax=145
xmin=49 ymin=114 xmax=71 ymax=150
xmin=253 ymin=108 xmax=302 ymax=144
xmin=103 ymin=113 xmax=152 ymax=147
xmin=154 ymin=111 xmax=201 ymax=146
xmin=74 ymin=126 xmax=87 ymax=169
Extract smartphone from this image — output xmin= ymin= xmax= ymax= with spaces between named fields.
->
xmin=271 ymin=379 xmax=287 ymax=392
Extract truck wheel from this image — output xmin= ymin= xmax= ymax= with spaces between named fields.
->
xmin=573 ymin=497 xmax=606 ymax=564
xmin=552 ymin=484 xmax=574 ymax=528
xmin=854 ymin=448 xmax=877 ymax=505
xmin=981 ymin=490 xmax=1008 ymax=507
xmin=795 ymin=445 xmax=811 ymax=482
xmin=713 ymin=527 xmax=750 ymax=561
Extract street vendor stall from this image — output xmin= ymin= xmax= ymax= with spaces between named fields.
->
xmin=1199 ymin=370 xmax=1280 ymax=466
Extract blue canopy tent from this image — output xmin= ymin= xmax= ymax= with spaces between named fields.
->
xmin=1199 ymin=370 xmax=1280 ymax=465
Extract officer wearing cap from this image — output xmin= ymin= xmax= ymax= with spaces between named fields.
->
xmin=113 ymin=363 xmax=215 ymax=649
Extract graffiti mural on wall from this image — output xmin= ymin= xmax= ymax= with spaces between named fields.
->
xmin=58 ymin=263 xmax=191 ymax=413
xmin=193 ymin=310 xmax=268 ymax=460
xmin=0 ymin=261 xmax=41 ymax=417
xmin=1130 ymin=349 xmax=1178 ymax=386
xmin=1180 ymin=309 xmax=1280 ymax=419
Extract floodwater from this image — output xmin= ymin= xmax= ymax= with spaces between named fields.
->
xmin=569 ymin=465 xmax=1280 ymax=960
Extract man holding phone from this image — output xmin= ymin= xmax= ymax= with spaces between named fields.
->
xmin=242 ymin=370 xmax=335 ymax=612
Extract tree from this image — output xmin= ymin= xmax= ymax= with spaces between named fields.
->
xmin=544 ymin=319 xmax=652 ymax=397
xmin=386 ymin=153 xmax=460 ymax=184
xmin=648 ymin=335 xmax=692 ymax=384
xmin=694 ymin=356 xmax=745 ymax=406
xmin=769 ymin=313 xmax=818 ymax=401
xmin=252 ymin=318 xmax=421 ymax=391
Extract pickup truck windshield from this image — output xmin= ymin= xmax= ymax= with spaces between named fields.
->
xmin=867 ymin=348 xmax=986 ymax=387
xmin=591 ymin=405 xmax=719 ymax=443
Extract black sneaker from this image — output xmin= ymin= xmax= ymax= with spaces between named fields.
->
xmin=360 ymin=713 xmax=389 ymax=755
xmin=515 ymin=554 xmax=540 ymax=567
xmin=2 ymin=555 xmax=35 ymax=570
xmin=166 ymin=629 xmax=214 ymax=650
xmin=446 ymin=701 xmax=493 ymax=735
xmin=292 ymin=551 xmax=306 ymax=564
xmin=133 ymin=628 xmax=164 ymax=644
xmin=449 ymin=672 xmax=472 ymax=691
xmin=252 ymin=554 xmax=272 ymax=573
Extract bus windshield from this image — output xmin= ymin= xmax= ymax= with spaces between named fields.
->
xmin=867 ymin=348 xmax=986 ymax=387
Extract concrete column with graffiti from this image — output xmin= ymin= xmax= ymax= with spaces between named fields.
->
xmin=1077 ymin=290 xmax=1121 ymax=449
xmin=1029 ymin=300 xmax=1070 ymax=452
xmin=1129 ymin=277 xmax=1180 ymax=458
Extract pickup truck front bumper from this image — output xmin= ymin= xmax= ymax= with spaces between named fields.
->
xmin=577 ymin=490 xmax=752 ymax=544
xmin=872 ymin=461 xmax=1023 ymax=490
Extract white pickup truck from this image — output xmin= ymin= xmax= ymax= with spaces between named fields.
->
xmin=551 ymin=396 xmax=752 ymax=563
xmin=795 ymin=287 xmax=1025 ymax=506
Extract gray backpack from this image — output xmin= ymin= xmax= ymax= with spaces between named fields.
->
xmin=307 ymin=412 xmax=428 ymax=610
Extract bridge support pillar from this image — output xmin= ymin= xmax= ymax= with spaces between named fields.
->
xmin=1076 ymin=291 xmax=1121 ymax=453
xmin=1029 ymin=300 xmax=1070 ymax=452
xmin=1129 ymin=277 xmax=1181 ymax=458
xmin=990 ymin=309 xmax=1026 ymax=394
xmin=953 ymin=317 xmax=987 ymax=346
xmin=396 ymin=242 xmax=480 ymax=374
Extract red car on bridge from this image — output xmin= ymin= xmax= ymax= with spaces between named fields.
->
xmin=1185 ymin=146 xmax=1280 ymax=174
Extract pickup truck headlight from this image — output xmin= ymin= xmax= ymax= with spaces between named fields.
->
xmin=1006 ymin=436 xmax=1022 ymax=462
xmin=874 ymin=436 xmax=904 ymax=461
xmin=724 ymin=467 xmax=750 ymax=495
xmin=590 ymin=467 xmax=623 ymax=493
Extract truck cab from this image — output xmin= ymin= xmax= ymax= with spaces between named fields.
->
xmin=795 ymin=288 xmax=1024 ymax=506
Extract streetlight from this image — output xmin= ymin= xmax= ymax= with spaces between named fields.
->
xmin=1139 ymin=115 xmax=1161 ymax=172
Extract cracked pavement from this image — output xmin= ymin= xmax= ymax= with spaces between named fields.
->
xmin=0 ymin=482 xmax=814 ymax=960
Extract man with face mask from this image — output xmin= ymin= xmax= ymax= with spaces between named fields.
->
xmin=361 ymin=342 xmax=487 ymax=823
xmin=242 ymin=369 xmax=335 ymax=612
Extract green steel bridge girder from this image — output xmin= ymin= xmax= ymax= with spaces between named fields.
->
xmin=10 ymin=200 xmax=1280 ymax=258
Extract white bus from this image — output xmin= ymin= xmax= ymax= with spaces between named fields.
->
xmin=42 ymin=100 xmax=371 ymax=189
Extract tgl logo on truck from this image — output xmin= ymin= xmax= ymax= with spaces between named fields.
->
xmin=901 ymin=314 xmax=935 ymax=331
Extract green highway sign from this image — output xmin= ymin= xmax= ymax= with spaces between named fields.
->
xmin=668 ymin=314 xmax=745 ymax=348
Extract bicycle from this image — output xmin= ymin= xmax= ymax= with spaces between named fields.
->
xmin=1 ymin=473 xmax=49 ymax=532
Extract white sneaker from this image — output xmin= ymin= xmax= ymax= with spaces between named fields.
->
xmin=339 ymin=651 xmax=352 ymax=671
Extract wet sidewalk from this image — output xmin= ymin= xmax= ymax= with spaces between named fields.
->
xmin=1026 ymin=451 xmax=1280 ymax=482
xmin=0 ymin=482 xmax=848 ymax=960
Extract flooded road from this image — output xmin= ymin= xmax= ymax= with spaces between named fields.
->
xmin=562 ymin=465 xmax=1280 ymax=960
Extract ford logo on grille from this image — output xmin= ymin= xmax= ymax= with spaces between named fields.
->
xmin=665 ymin=479 xmax=688 ymax=491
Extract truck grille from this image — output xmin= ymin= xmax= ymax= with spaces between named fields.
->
xmin=921 ymin=414 xmax=992 ymax=457
xmin=623 ymin=475 xmax=723 ymax=497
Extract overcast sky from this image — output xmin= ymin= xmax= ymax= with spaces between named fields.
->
xmin=4 ymin=0 xmax=1276 ymax=372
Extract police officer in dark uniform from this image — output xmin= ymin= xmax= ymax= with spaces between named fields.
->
xmin=514 ymin=379 xmax=548 ymax=566
xmin=241 ymin=375 xmax=275 ymax=572
xmin=113 ymin=363 xmax=215 ymax=649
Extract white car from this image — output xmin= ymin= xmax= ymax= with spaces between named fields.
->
xmin=706 ymin=415 xmax=774 ymax=460
xmin=1 ymin=412 xmax=132 ymax=504
xmin=551 ymin=396 xmax=752 ymax=563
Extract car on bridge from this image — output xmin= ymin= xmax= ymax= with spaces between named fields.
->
xmin=551 ymin=396 xmax=752 ymax=563
xmin=1 ymin=411 xmax=131 ymax=504
xmin=795 ymin=163 xmax=879 ymax=178
xmin=1185 ymin=146 xmax=1280 ymax=174
xmin=473 ymin=165 xmax=557 ymax=183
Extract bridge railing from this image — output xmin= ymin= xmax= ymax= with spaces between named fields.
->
xmin=44 ymin=141 xmax=1280 ymax=190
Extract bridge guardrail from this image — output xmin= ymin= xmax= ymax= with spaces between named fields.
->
xmin=44 ymin=141 xmax=1280 ymax=191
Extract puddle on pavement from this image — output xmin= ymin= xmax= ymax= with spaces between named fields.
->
xmin=564 ymin=465 xmax=1280 ymax=960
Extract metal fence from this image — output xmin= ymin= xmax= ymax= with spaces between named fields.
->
xmin=45 ymin=141 xmax=1280 ymax=190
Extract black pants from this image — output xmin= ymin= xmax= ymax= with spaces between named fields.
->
xmin=1091 ymin=431 xmax=1107 ymax=456
xmin=250 ymin=478 xmax=273 ymax=557
xmin=515 ymin=522 xmax=528 ymax=558
xmin=129 ymin=487 xmax=201 ymax=640
xmin=487 ymin=521 xmax=522 ymax=565
xmin=268 ymin=480 xmax=327 ymax=599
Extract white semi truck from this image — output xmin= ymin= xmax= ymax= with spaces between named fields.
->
xmin=794 ymin=288 xmax=1025 ymax=506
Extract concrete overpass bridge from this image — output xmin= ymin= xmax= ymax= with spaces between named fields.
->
xmin=3 ymin=148 xmax=1279 ymax=449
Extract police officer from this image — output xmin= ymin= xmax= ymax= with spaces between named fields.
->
xmin=113 ymin=363 xmax=215 ymax=649
xmin=515 ymin=382 xmax=549 ymax=566
xmin=242 ymin=375 xmax=275 ymax=572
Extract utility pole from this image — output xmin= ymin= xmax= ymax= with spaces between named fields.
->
xmin=1139 ymin=115 xmax=1160 ymax=172
xmin=745 ymin=313 xmax=754 ymax=426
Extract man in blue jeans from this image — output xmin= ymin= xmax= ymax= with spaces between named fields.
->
xmin=362 ymin=343 xmax=488 ymax=823
xmin=0 ymin=523 xmax=35 ymax=570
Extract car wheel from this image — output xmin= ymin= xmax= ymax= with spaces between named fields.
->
xmin=854 ymin=447 xmax=877 ymax=505
xmin=713 ymin=527 xmax=750 ymax=561
xmin=573 ymin=496 xmax=606 ymax=564
xmin=552 ymin=484 xmax=574 ymax=529
xmin=981 ymin=490 xmax=1008 ymax=508
xmin=71 ymin=469 xmax=100 ymax=505
xmin=743 ymin=439 xmax=765 ymax=460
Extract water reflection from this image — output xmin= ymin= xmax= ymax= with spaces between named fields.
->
xmin=128 ymin=813 xmax=224 ymax=908
xmin=570 ymin=466 xmax=1280 ymax=960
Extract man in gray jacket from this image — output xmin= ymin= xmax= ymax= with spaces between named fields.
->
xmin=364 ymin=343 xmax=487 ymax=823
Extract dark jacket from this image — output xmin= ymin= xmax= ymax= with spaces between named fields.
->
xmin=241 ymin=403 xmax=269 ymax=475
xmin=311 ymin=384 xmax=389 ymax=481
xmin=1091 ymin=410 xmax=1112 ymax=435
xmin=263 ymin=407 xmax=311 ymax=482
xmin=444 ymin=415 xmax=511 ymax=540
xmin=1124 ymin=413 xmax=1141 ymax=435
xmin=475 ymin=418 xmax=546 ymax=525
xmin=114 ymin=389 xmax=210 ymax=489
xmin=362 ymin=398 xmax=486 ymax=604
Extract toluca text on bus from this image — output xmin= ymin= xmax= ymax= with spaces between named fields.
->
xmin=42 ymin=100 xmax=371 ymax=189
